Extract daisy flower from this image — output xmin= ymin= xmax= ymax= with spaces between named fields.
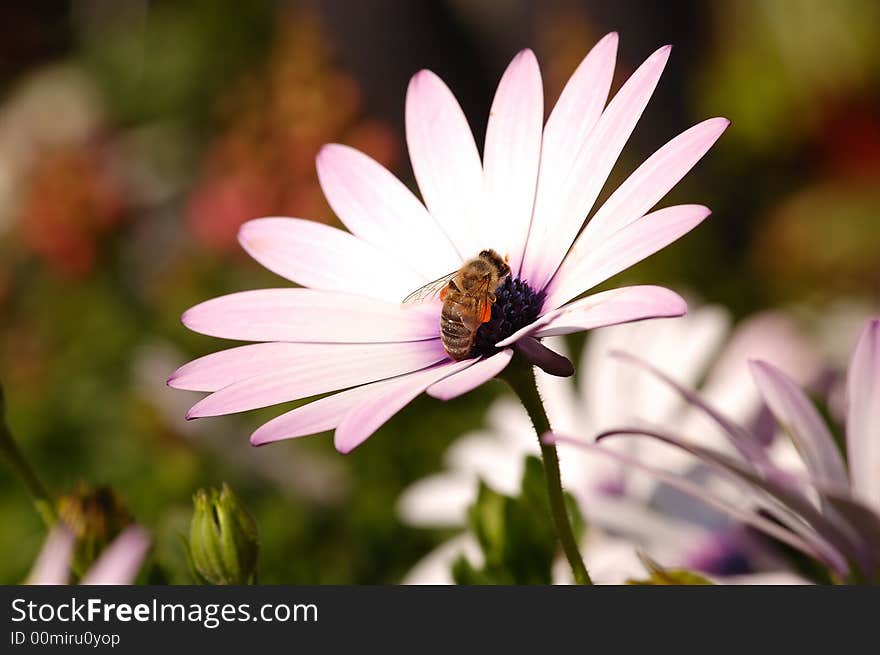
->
xmin=170 ymin=33 xmax=728 ymax=455
xmin=26 ymin=524 xmax=150 ymax=585
xmin=551 ymin=318 xmax=880 ymax=583
xmin=398 ymin=309 xmax=817 ymax=583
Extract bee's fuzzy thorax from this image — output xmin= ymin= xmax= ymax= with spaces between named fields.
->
xmin=477 ymin=249 xmax=510 ymax=278
xmin=471 ymin=277 xmax=545 ymax=357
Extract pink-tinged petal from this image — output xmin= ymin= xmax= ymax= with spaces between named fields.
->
xmin=81 ymin=526 xmax=150 ymax=585
xmin=494 ymin=313 xmax=555 ymax=348
xmin=406 ymin=70 xmax=483 ymax=258
xmin=813 ymin=486 xmax=880 ymax=560
xmin=316 ymin=144 xmax=461 ymax=278
xmin=427 ymin=349 xmax=513 ymax=400
xmin=545 ymin=434 xmax=848 ymax=574
xmin=520 ymin=32 xmax=617 ymax=284
xmin=582 ymin=306 xmax=730 ymax=431
xmin=546 ymin=204 xmax=710 ymax=310
xmin=496 ymin=286 xmax=686 ymax=347
xmin=522 ymin=45 xmax=672 ymax=292
xmin=482 ymin=49 xmax=543 ymax=274
xmin=334 ymin=359 xmax=475 ymax=453
xmin=238 ymin=218 xmax=424 ymax=301
xmin=27 ymin=525 xmax=74 ymax=585
xmin=170 ymin=341 xmax=446 ymax=393
xmin=597 ymin=426 xmax=873 ymax=576
xmin=250 ymin=383 xmax=385 ymax=446
xmin=847 ymin=318 xmax=880 ymax=508
xmin=700 ymin=311 xmax=820 ymax=427
xmin=181 ymin=289 xmax=440 ymax=343
xmin=186 ymin=340 xmax=448 ymax=417
xmin=610 ymin=350 xmax=770 ymax=467
xmin=169 ymin=342 xmax=308 ymax=392
xmin=750 ymin=360 xmax=849 ymax=487
xmin=579 ymin=117 xmax=729 ymax=245
xmin=535 ymin=286 xmax=687 ymax=338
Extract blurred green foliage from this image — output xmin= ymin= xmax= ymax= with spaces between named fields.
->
xmin=453 ymin=457 xmax=583 ymax=584
xmin=76 ymin=0 xmax=274 ymax=129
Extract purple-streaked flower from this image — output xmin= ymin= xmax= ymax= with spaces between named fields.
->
xmin=26 ymin=524 xmax=150 ymax=585
xmin=551 ymin=318 xmax=880 ymax=582
xmin=399 ymin=308 xmax=816 ymax=583
xmin=170 ymin=34 xmax=728 ymax=452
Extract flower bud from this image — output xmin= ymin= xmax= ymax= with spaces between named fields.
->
xmin=188 ymin=483 xmax=259 ymax=584
xmin=56 ymin=481 xmax=133 ymax=575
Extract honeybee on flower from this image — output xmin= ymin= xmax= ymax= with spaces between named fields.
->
xmin=171 ymin=33 xmax=729 ymax=455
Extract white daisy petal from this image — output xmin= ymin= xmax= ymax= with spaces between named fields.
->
xmin=523 ymin=44 xmax=672 ymax=293
xmin=406 ymin=69 xmax=483 ymax=259
xmin=751 ymin=360 xmax=849 ymax=488
xmin=482 ymin=49 xmax=543 ymax=274
xmin=182 ymin=289 xmax=440 ymax=343
xmin=546 ymin=204 xmax=710 ymax=310
xmin=520 ymin=32 xmax=618 ymax=285
xmin=496 ymin=285 xmax=686 ymax=347
xmin=185 ymin=340 xmax=449 ymax=417
xmin=238 ymin=217 xmax=425 ymax=301
xmin=427 ymin=349 xmax=513 ymax=401
xmin=316 ymin=144 xmax=461 ymax=279
xmin=396 ymin=472 xmax=477 ymax=528
xmin=334 ymin=359 xmax=476 ymax=453
xmin=847 ymin=319 xmax=880 ymax=509
xmin=402 ymin=534 xmax=482 ymax=585
xmin=579 ymin=118 xmax=729 ymax=247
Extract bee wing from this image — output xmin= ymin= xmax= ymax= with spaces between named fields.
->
xmin=402 ymin=270 xmax=458 ymax=304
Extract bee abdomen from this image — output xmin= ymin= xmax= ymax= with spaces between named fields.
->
xmin=440 ymin=304 xmax=476 ymax=361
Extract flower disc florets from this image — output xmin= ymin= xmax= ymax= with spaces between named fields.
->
xmin=471 ymin=277 xmax=545 ymax=357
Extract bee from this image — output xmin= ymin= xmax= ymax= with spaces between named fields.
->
xmin=403 ymin=249 xmax=510 ymax=360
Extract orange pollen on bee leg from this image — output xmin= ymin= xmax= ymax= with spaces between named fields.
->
xmin=439 ymin=287 xmax=448 ymax=300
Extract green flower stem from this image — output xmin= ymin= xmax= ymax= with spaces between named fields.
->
xmin=0 ymin=384 xmax=55 ymax=527
xmin=500 ymin=356 xmax=592 ymax=585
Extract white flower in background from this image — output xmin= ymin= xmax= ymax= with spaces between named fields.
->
xmin=398 ymin=307 xmax=818 ymax=583
xmin=566 ymin=318 xmax=880 ymax=583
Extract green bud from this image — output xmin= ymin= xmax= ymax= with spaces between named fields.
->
xmin=188 ymin=483 xmax=259 ymax=585
xmin=56 ymin=481 xmax=133 ymax=575
xmin=626 ymin=553 xmax=714 ymax=585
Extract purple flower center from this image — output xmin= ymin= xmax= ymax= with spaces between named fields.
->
xmin=471 ymin=277 xmax=545 ymax=357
